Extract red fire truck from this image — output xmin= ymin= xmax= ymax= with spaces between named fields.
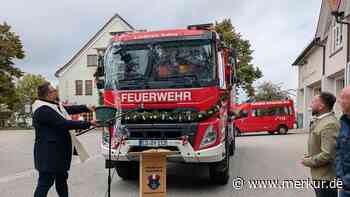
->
xmin=95 ymin=24 xmax=238 ymax=184
xmin=233 ymin=100 xmax=296 ymax=135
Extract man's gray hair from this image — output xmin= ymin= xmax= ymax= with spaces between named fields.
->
xmin=37 ymin=82 xmax=50 ymax=99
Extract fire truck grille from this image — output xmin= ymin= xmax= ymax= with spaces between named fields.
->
xmin=125 ymin=123 xmax=198 ymax=145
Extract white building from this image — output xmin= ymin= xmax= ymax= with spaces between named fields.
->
xmin=293 ymin=0 xmax=350 ymax=128
xmin=55 ymin=14 xmax=134 ymax=105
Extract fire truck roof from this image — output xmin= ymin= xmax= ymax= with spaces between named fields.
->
xmin=112 ymin=29 xmax=209 ymax=42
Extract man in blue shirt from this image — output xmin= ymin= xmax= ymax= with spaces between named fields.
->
xmin=336 ymin=86 xmax=350 ymax=197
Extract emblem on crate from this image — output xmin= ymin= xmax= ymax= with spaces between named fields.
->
xmin=147 ymin=174 xmax=160 ymax=190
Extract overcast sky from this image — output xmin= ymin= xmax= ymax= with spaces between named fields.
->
xmin=1 ymin=0 xmax=321 ymax=95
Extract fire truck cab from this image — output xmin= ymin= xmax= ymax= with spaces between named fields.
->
xmin=95 ymin=24 xmax=238 ymax=185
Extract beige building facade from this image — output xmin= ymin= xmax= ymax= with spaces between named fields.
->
xmin=293 ymin=0 xmax=350 ymax=128
xmin=55 ymin=14 xmax=134 ymax=105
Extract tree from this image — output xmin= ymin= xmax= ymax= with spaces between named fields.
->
xmin=0 ymin=22 xmax=25 ymax=110
xmin=15 ymin=74 xmax=46 ymax=112
xmin=254 ymin=81 xmax=290 ymax=101
xmin=215 ymin=19 xmax=262 ymax=97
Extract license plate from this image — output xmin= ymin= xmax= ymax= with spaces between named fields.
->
xmin=139 ymin=139 xmax=168 ymax=147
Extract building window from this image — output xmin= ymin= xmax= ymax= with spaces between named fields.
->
xmin=346 ymin=63 xmax=350 ymax=85
xmin=75 ymin=80 xmax=83 ymax=96
xmin=87 ymin=55 xmax=98 ymax=67
xmin=331 ymin=23 xmax=343 ymax=54
xmin=85 ymin=80 xmax=93 ymax=96
xmin=81 ymin=112 xmax=93 ymax=121
xmin=336 ymin=78 xmax=345 ymax=96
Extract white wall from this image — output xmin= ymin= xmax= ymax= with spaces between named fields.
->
xmin=296 ymin=6 xmax=350 ymax=128
xmin=58 ymin=17 xmax=132 ymax=105
xmin=298 ymin=47 xmax=323 ymax=88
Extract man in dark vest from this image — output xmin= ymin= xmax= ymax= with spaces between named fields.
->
xmin=32 ymin=82 xmax=96 ymax=197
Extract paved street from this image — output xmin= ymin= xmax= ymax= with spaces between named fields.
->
xmin=0 ymin=129 xmax=314 ymax=197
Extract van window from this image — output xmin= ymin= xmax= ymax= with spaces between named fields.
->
xmin=274 ymin=107 xmax=289 ymax=116
xmin=252 ymin=109 xmax=257 ymax=117
xmin=253 ymin=108 xmax=272 ymax=117
xmin=252 ymin=106 xmax=289 ymax=117
xmin=240 ymin=110 xmax=249 ymax=118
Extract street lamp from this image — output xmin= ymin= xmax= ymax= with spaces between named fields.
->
xmin=329 ymin=0 xmax=349 ymax=24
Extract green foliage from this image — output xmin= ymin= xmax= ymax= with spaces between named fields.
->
xmin=254 ymin=81 xmax=290 ymax=101
xmin=215 ymin=19 xmax=262 ymax=97
xmin=123 ymin=92 xmax=229 ymax=123
xmin=0 ymin=22 xmax=24 ymax=77
xmin=0 ymin=22 xmax=25 ymax=110
xmin=0 ymin=73 xmax=20 ymax=109
xmin=15 ymin=74 xmax=46 ymax=111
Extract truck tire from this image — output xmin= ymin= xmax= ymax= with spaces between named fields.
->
xmin=229 ymin=136 xmax=235 ymax=156
xmin=209 ymin=137 xmax=230 ymax=185
xmin=227 ymin=125 xmax=235 ymax=156
xmin=234 ymin=127 xmax=241 ymax=137
xmin=277 ymin=125 xmax=288 ymax=135
xmin=115 ymin=161 xmax=139 ymax=180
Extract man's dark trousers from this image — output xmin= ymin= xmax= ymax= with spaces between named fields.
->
xmin=34 ymin=171 xmax=68 ymax=197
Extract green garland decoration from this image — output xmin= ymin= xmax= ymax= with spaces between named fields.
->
xmin=122 ymin=92 xmax=229 ymax=123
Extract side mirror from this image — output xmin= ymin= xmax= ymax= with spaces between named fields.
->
xmin=218 ymin=42 xmax=225 ymax=51
xmin=229 ymin=49 xmax=238 ymax=66
xmin=231 ymin=76 xmax=241 ymax=84
xmin=95 ymin=66 xmax=104 ymax=77
xmin=96 ymin=80 xmax=105 ymax=89
xmin=217 ymin=33 xmax=226 ymax=51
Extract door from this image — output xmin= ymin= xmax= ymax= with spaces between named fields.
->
xmin=236 ymin=109 xmax=250 ymax=132
xmin=248 ymin=108 xmax=268 ymax=132
xmin=252 ymin=107 xmax=276 ymax=132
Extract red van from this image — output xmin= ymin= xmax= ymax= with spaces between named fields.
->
xmin=233 ymin=100 xmax=296 ymax=135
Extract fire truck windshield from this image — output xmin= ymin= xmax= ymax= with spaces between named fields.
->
xmin=104 ymin=39 xmax=215 ymax=89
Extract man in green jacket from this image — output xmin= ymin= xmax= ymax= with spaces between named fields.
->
xmin=301 ymin=92 xmax=340 ymax=197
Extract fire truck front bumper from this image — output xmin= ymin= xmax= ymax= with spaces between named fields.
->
xmin=101 ymin=140 xmax=226 ymax=163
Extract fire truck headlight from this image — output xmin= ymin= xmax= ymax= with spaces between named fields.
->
xmin=199 ymin=125 xmax=217 ymax=149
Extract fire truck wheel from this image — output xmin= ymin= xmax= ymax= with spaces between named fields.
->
xmin=277 ymin=125 xmax=288 ymax=135
xmin=229 ymin=137 xmax=235 ymax=156
xmin=234 ymin=127 xmax=241 ymax=137
xmin=115 ymin=161 xmax=139 ymax=180
xmin=209 ymin=140 xmax=230 ymax=185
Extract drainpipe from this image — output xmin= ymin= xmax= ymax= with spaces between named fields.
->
xmin=347 ymin=23 xmax=350 ymax=63
xmin=347 ymin=24 xmax=350 ymax=85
